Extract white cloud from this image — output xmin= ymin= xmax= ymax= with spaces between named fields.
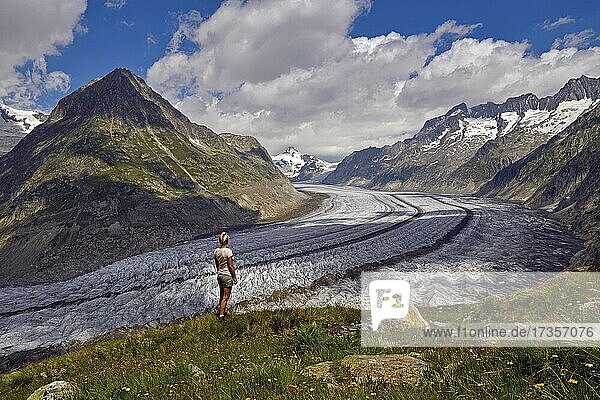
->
xmin=44 ymin=71 xmax=71 ymax=92
xmin=120 ymin=20 xmax=135 ymax=28
xmin=397 ymin=39 xmax=600 ymax=116
xmin=6 ymin=58 xmax=72 ymax=107
xmin=147 ymin=33 xmax=157 ymax=46
xmin=104 ymin=0 xmax=127 ymax=10
xmin=542 ymin=16 xmax=575 ymax=31
xmin=167 ymin=10 xmax=203 ymax=53
xmin=148 ymin=0 xmax=600 ymax=159
xmin=552 ymin=29 xmax=598 ymax=49
xmin=0 ymin=0 xmax=86 ymax=108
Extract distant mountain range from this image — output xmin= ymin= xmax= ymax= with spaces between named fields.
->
xmin=272 ymin=146 xmax=338 ymax=182
xmin=326 ymin=75 xmax=599 ymax=193
xmin=0 ymin=68 xmax=304 ymax=285
xmin=326 ymin=75 xmax=600 ymax=269
xmin=0 ymin=104 xmax=46 ymax=155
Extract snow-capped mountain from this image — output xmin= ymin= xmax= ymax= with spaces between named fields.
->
xmin=326 ymin=75 xmax=600 ymax=193
xmin=0 ymin=103 xmax=46 ymax=154
xmin=272 ymin=146 xmax=338 ymax=182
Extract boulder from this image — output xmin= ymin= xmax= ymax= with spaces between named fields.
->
xmin=301 ymin=361 xmax=337 ymax=387
xmin=27 ymin=380 xmax=76 ymax=400
xmin=340 ymin=354 xmax=428 ymax=385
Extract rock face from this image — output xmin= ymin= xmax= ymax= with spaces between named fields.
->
xmin=272 ymin=146 xmax=338 ymax=182
xmin=0 ymin=103 xmax=46 ymax=155
xmin=479 ymin=102 xmax=600 ymax=269
xmin=0 ymin=68 xmax=304 ymax=285
xmin=326 ymin=75 xmax=600 ymax=193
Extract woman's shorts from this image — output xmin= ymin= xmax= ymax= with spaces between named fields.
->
xmin=217 ymin=273 xmax=234 ymax=288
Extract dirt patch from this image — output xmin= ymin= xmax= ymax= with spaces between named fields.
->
xmin=260 ymin=191 xmax=328 ymax=224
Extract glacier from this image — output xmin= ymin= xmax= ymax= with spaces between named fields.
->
xmin=0 ymin=184 xmax=581 ymax=362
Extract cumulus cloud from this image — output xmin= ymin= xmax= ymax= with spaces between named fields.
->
xmin=542 ymin=16 xmax=575 ymax=31
xmin=0 ymin=0 xmax=86 ymax=108
xmin=552 ymin=29 xmax=598 ymax=49
xmin=398 ymin=39 xmax=600 ymax=115
xmin=147 ymin=0 xmax=600 ymax=159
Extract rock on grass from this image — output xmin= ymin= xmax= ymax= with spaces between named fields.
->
xmin=340 ymin=354 xmax=429 ymax=385
xmin=27 ymin=380 xmax=76 ymax=400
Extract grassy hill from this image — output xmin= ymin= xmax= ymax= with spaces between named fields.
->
xmin=1 ymin=307 xmax=598 ymax=399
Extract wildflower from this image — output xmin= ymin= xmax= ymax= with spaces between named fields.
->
xmin=568 ymin=378 xmax=578 ymax=384
xmin=122 ymin=387 xmax=131 ymax=392
xmin=506 ymin=361 xmax=513 ymax=365
xmin=551 ymin=354 xmax=558 ymax=358
xmin=533 ymin=383 xmax=544 ymax=388
xmin=585 ymin=363 xmax=594 ymax=368
xmin=370 ymin=392 xmax=377 ymax=396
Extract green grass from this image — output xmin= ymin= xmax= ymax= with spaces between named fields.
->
xmin=1 ymin=307 xmax=599 ymax=399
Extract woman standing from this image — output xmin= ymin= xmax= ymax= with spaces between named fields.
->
xmin=214 ymin=232 xmax=238 ymax=320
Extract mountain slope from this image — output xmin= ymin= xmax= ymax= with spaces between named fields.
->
xmin=479 ymin=102 xmax=600 ymax=269
xmin=0 ymin=104 xmax=46 ymax=155
xmin=0 ymin=68 xmax=305 ymax=285
xmin=273 ymin=146 xmax=338 ymax=182
xmin=325 ymin=76 xmax=600 ymax=193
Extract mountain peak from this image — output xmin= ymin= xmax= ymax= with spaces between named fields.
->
xmin=549 ymin=75 xmax=600 ymax=106
xmin=105 ymin=67 xmax=135 ymax=78
xmin=445 ymin=103 xmax=468 ymax=117
xmin=284 ymin=146 xmax=300 ymax=154
xmin=272 ymin=146 xmax=338 ymax=182
xmin=47 ymin=68 xmax=183 ymax=130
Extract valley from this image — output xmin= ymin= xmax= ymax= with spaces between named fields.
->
xmin=0 ymin=183 xmax=580 ymax=370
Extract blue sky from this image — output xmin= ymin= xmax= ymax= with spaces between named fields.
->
xmin=35 ymin=0 xmax=600 ymax=109
xmin=2 ymin=0 xmax=599 ymax=157
xmin=353 ymin=0 xmax=599 ymax=52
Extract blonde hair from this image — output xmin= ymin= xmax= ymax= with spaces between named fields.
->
xmin=219 ymin=232 xmax=229 ymax=247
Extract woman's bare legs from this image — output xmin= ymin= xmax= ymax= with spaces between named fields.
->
xmin=218 ymin=284 xmax=224 ymax=315
xmin=219 ymin=287 xmax=231 ymax=317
